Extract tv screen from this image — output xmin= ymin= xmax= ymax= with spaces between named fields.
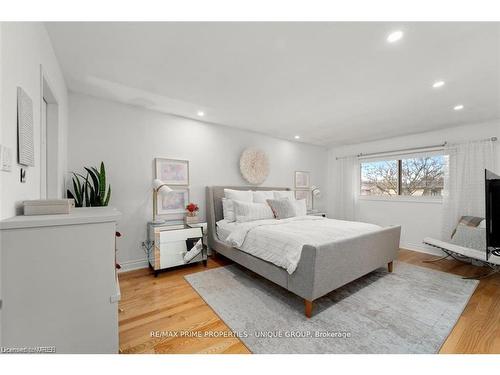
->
xmin=485 ymin=169 xmax=500 ymax=259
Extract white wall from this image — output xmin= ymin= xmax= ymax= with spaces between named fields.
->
xmin=0 ymin=22 xmax=68 ymax=219
xmin=0 ymin=21 xmax=3 ymax=347
xmin=328 ymin=120 xmax=500 ymax=255
xmin=68 ymin=93 xmax=329 ymax=270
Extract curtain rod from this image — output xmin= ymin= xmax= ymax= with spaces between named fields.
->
xmin=335 ymin=136 xmax=497 ymax=160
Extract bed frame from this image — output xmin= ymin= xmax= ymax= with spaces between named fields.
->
xmin=206 ymin=186 xmax=401 ymax=318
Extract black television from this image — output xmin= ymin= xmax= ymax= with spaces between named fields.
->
xmin=485 ymin=169 xmax=500 ymax=259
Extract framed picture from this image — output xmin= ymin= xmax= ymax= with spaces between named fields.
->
xmin=157 ymin=187 xmax=189 ymax=215
xmin=295 ymin=189 xmax=312 ymax=210
xmin=155 ymin=158 xmax=189 ymax=186
xmin=295 ymin=171 xmax=310 ymax=189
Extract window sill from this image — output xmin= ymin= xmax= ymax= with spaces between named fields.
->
xmin=358 ymin=196 xmax=443 ymax=204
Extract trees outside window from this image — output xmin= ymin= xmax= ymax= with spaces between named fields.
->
xmin=360 ymin=155 xmax=446 ymax=197
xmin=360 ymin=160 xmax=398 ymax=196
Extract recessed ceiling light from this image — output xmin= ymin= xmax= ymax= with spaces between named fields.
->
xmin=387 ymin=30 xmax=404 ymax=43
xmin=197 ymin=111 xmax=205 ymax=117
xmin=294 ymin=135 xmax=300 ymax=139
xmin=432 ymin=80 xmax=445 ymax=88
xmin=454 ymin=104 xmax=464 ymax=111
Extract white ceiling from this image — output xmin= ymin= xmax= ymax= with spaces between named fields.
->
xmin=45 ymin=22 xmax=500 ymax=146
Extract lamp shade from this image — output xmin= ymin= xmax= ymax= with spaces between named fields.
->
xmin=152 ymin=179 xmax=172 ymax=196
xmin=311 ymin=185 xmax=321 ymax=197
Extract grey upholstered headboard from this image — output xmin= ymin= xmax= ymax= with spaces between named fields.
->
xmin=205 ymin=186 xmax=291 ymax=249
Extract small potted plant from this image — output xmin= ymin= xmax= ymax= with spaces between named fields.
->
xmin=185 ymin=202 xmax=199 ymax=224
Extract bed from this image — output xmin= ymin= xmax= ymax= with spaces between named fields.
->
xmin=206 ymin=186 xmax=401 ymax=317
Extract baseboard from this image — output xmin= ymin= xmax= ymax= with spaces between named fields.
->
xmin=119 ymin=258 xmax=149 ymax=272
xmin=400 ymin=242 xmax=444 ymax=256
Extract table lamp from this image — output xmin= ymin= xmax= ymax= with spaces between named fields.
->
xmin=311 ymin=185 xmax=321 ymax=212
xmin=152 ymin=179 xmax=172 ymax=224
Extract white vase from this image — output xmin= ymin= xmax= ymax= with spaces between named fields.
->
xmin=184 ymin=215 xmax=199 ymax=224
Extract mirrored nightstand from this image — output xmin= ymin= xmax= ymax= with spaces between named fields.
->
xmin=147 ymin=222 xmax=207 ymax=276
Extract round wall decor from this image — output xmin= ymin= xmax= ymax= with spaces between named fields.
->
xmin=239 ymin=148 xmax=270 ymax=185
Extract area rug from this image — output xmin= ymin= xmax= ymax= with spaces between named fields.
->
xmin=184 ymin=261 xmax=478 ymax=353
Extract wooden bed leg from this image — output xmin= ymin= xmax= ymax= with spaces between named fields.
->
xmin=305 ymin=299 xmax=313 ymax=318
xmin=388 ymin=261 xmax=393 ymax=273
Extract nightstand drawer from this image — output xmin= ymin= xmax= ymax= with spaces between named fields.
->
xmin=159 ymin=240 xmax=188 ymax=256
xmin=160 ymin=248 xmax=204 ymax=269
xmin=154 ymin=237 xmax=204 ymax=268
xmin=159 ymin=227 xmax=202 ymax=243
xmin=158 ymin=237 xmax=202 ymax=257
xmin=160 ymin=245 xmax=185 ymax=268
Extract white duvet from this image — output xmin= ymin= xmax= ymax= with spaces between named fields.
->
xmin=225 ymin=216 xmax=382 ymax=274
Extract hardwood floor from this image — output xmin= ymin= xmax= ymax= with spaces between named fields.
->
xmin=118 ymin=249 xmax=500 ymax=354
xmin=118 ymin=257 xmax=250 ymax=354
xmin=398 ymin=249 xmax=500 ymax=354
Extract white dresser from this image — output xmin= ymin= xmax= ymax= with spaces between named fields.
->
xmin=0 ymin=207 xmax=121 ymax=353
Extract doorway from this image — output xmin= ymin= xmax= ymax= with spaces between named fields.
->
xmin=40 ymin=98 xmax=48 ymax=198
xmin=41 ymin=68 xmax=59 ymax=199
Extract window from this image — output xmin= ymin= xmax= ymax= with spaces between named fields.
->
xmin=401 ymin=156 xmax=445 ymax=196
xmin=360 ymin=160 xmax=399 ymax=196
xmin=360 ymin=155 xmax=446 ymax=197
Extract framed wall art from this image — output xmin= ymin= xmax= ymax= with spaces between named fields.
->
xmin=295 ymin=171 xmax=310 ymax=189
xmin=17 ymin=87 xmax=35 ymax=166
xmin=295 ymin=189 xmax=312 ymax=210
xmin=155 ymin=158 xmax=189 ymax=186
xmin=157 ymin=187 xmax=190 ymax=215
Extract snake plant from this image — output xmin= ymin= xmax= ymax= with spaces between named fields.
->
xmin=67 ymin=173 xmax=85 ymax=207
xmin=67 ymin=162 xmax=111 ymax=207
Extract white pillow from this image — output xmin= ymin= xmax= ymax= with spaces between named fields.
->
xmin=222 ymin=198 xmax=236 ymax=222
xmin=252 ymin=190 xmax=275 ymax=203
xmin=233 ymin=200 xmax=274 ymax=223
xmin=294 ymin=199 xmax=307 ymax=216
xmin=224 ymin=189 xmax=253 ymax=202
xmin=273 ymin=190 xmax=295 ymax=200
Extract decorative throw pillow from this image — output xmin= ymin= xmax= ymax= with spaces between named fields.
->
xmin=252 ymin=190 xmax=275 ymax=203
xmin=266 ymin=198 xmax=297 ymax=220
xmin=233 ymin=200 xmax=274 ymax=223
xmin=294 ymin=199 xmax=307 ymax=216
xmin=273 ymin=190 xmax=295 ymax=200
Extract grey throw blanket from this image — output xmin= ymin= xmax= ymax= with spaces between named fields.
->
xmin=451 ymin=216 xmax=484 ymax=239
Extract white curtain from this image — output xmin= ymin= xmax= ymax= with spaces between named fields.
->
xmin=441 ymin=139 xmax=497 ymax=240
xmin=337 ymin=156 xmax=358 ymax=221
